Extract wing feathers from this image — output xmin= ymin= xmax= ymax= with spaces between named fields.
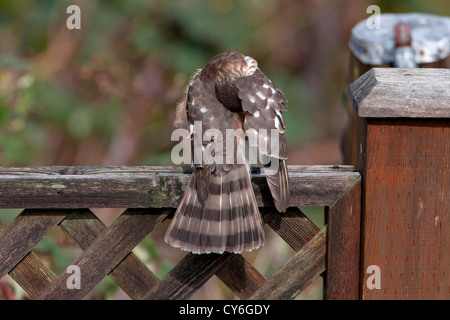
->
xmin=264 ymin=159 xmax=290 ymax=212
xmin=237 ymin=68 xmax=290 ymax=212
xmin=166 ymin=52 xmax=289 ymax=254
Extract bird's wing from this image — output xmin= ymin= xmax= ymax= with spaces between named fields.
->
xmin=185 ymin=72 xmax=241 ymax=204
xmin=236 ymin=68 xmax=290 ymax=212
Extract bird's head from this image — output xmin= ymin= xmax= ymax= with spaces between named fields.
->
xmin=202 ymin=51 xmax=258 ymax=112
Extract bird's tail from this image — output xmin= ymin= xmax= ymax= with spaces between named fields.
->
xmin=164 ymin=164 xmax=264 ymax=254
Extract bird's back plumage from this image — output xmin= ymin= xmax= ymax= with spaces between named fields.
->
xmin=166 ymin=51 xmax=289 ymax=254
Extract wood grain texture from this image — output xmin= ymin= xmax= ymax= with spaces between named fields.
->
xmin=361 ymin=118 xmax=450 ymax=299
xmin=0 ymin=209 xmax=67 ymax=278
xmin=143 ymin=252 xmax=234 ymax=300
xmin=215 ymin=254 xmax=266 ymax=299
xmin=350 ymin=68 xmax=450 ymax=118
xmin=342 ymin=51 xmax=374 ymax=165
xmin=0 ymin=165 xmax=362 ymax=300
xmin=0 ymin=165 xmax=359 ymax=208
xmin=0 ymin=221 xmax=56 ymax=299
xmin=208 ymin=208 xmax=321 ymax=300
xmin=216 ymin=209 xmax=334 ymax=300
xmin=58 ymin=209 xmax=162 ymax=299
xmin=325 ymin=178 xmax=361 ymax=300
xmin=38 ymin=209 xmax=167 ymax=300
xmin=262 ymin=207 xmax=320 ymax=252
xmin=249 ymin=226 xmax=327 ymax=300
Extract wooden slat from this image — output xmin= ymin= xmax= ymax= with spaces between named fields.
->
xmin=0 ymin=165 xmax=359 ymax=208
xmin=324 ymin=178 xmax=361 ymax=300
xmin=262 ymin=207 xmax=320 ymax=252
xmin=350 ymin=68 xmax=450 ymax=118
xmin=215 ymin=254 xmax=266 ymax=299
xmin=215 ymin=208 xmax=320 ymax=298
xmin=143 ymin=253 xmax=234 ymax=300
xmin=0 ymin=209 xmax=67 ymax=278
xmin=249 ymin=226 xmax=327 ymax=300
xmin=38 ymin=209 xmax=167 ymax=300
xmin=0 ymin=221 xmax=56 ymax=299
xmin=58 ymin=209 xmax=163 ymax=300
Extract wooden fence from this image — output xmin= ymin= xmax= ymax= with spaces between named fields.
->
xmin=1 ymin=67 xmax=448 ymax=300
xmin=0 ymin=165 xmax=361 ymax=300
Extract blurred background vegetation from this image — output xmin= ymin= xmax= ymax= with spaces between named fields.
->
xmin=0 ymin=0 xmax=448 ymax=299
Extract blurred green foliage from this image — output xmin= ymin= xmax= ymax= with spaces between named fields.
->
xmin=1 ymin=0 xmax=447 ymax=166
xmin=0 ymin=0 xmax=325 ymax=166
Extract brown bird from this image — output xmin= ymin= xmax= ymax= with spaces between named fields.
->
xmin=165 ymin=51 xmax=289 ymax=254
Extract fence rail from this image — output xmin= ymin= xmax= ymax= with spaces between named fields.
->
xmin=0 ymin=165 xmax=359 ymax=208
xmin=0 ymin=165 xmax=361 ymax=300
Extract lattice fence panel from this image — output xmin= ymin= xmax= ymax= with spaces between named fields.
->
xmin=0 ymin=165 xmax=361 ymax=300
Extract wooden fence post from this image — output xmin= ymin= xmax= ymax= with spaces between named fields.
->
xmin=350 ymin=68 xmax=450 ymax=299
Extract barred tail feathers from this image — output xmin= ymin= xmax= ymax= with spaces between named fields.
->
xmin=164 ymin=165 xmax=264 ymax=254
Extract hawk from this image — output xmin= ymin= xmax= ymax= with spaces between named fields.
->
xmin=165 ymin=51 xmax=289 ymax=254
